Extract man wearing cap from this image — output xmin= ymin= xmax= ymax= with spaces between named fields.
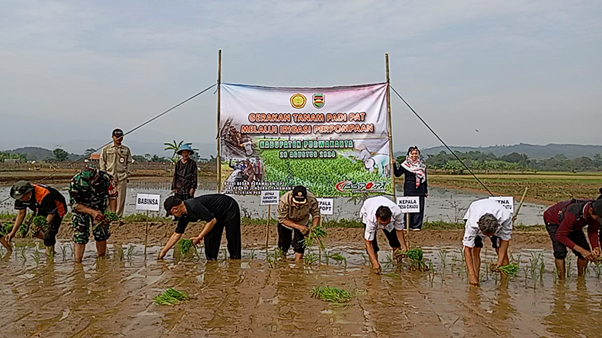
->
xmin=100 ymin=128 xmax=132 ymax=217
xmin=171 ymin=144 xmax=198 ymax=201
xmin=5 ymin=181 xmax=67 ymax=255
xmin=159 ymin=194 xmax=241 ymax=260
xmin=360 ymin=196 xmax=408 ymax=274
xmin=69 ymin=165 xmax=118 ymax=263
xmin=462 ymin=199 xmax=513 ymax=286
xmin=277 ymin=186 xmax=321 ymax=262
xmin=543 ymin=198 xmax=601 ymax=280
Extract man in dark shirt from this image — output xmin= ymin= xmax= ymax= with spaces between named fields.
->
xmin=5 ymin=181 xmax=67 ymax=255
xmin=158 ymin=194 xmax=241 ymax=260
xmin=543 ymin=199 xmax=602 ymax=279
xmin=171 ymin=144 xmax=198 ymax=201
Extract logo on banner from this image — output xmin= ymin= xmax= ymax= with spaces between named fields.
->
xmin=312 ymin=93 xmax=325 ymax=108
xmin=335 ymin=180 xmax=387 ymax=193
xmin=290 ymin=93 xmax=306 ymax=109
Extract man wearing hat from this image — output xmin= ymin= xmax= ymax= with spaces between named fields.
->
xmin=159 ymin=194 xmax=241 ymax=260
xmin=69 ymin=165 xmax=118 ymax=263
xmin=100 ymin=128 xmax=132 ymax=217
xmin=4 ymin=181 xmax=67 ymax=255
xmin=171 ymin=144 xmax=198 ymax=201
xmin=544 ymin=198 xmax=602 ymax=280
xmin=276 ymin=185 xmax=321 ymax=262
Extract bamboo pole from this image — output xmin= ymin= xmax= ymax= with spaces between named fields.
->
xmin=216 ymin=49 xmax=222 ymax=193
xmin=512 ymin=187 xmax=529 ymax=224
xmin=265 ymin=205 xmax=271 ymax=249
xmin=406 ymin=212 xmax=411 ymax=248
xmin=385 ymin=53 xmax=395 ymax=199
xmin=144 ymin=210 xmax=149 ymax=259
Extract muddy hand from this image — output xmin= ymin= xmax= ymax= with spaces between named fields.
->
xmin=301 ymin=227 xmax=310 ymax=235
xmin=191 ymin=237 xmax=202 ymax=245
xmin=372 ymin=264 xmax=382 ymax=275
xmin=393 ymin=249 xmax=406 ymax=260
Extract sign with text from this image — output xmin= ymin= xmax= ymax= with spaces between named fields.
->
xmin=317 ymin=198 xmax=334 ymax=215
xmin=260 ymin=190 xmax=280 ymax=205
xmin=489 ymin=196 xmax=514 ymax=213
xmin=396 ymin=196 xmax=420 ymax=213
xmin=136 ymin=194 xmax=161 ymax=211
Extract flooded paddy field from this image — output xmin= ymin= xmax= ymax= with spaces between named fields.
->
xmin=2 ymin=234 xmax=602 ymax=338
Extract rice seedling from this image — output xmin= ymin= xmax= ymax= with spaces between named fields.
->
xmin=438 ymin=249 xmax=448 ymax=272
xmin=154 ymin=288 xmax=190 ymax=305
xmin=126 ymin=245 xmax=135 ymax=261
xmin=32 ymin=248 xmax=40 ymax=265
xmin=247 ymin=249 xmax=256 ymax=260
xmin=304 ymin=253 xmax=318 ymax=265
xmin=497 ymin=264 xmax=519 ymax=276
xmin=273 ymin=248 xmax=285 ymax=260
xmin=20 ymin=246 xmax=27 ymax=262
xmin=176 ymin=239 xmax=194 ymax=255
xmin=310 ymin=286 xmax=353 ymax=303
xmin=400 ymin=248 xmax=428 ymax=272
xmin=103 ymin=211 xmax=119 ymax=222
xmin=302 ymin=226 xmax=327 ymax=249
xmin=31 ymin=216 xmax=48 ymax=237
xmin=329 ymin=253 xmax=347 ymax=267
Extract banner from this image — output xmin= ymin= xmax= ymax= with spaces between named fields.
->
xmin=220 ymin=83 xmax=392 ymax=197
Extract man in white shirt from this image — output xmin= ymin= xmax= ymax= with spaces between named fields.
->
xmin=360 ymin=196 xmax=408 ymax=274
xmin=462 ymin=199 xmax=513 ymax=286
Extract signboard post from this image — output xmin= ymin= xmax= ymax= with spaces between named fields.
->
xmin=136 ymin=194 xmax=161 ymax=258
xmin=261 ymin=191 xmax=280 ymax=248
xmin=317 ymin=198 xmax=334 ymax=216
xmin=396 ymin=196 xmax=421 ymax=247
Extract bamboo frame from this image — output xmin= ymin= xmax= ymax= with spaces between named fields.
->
xmin=385 ymin=53 xmax=395 ymax=199
xmin=216 ymin=49 xmax=222 ymax=193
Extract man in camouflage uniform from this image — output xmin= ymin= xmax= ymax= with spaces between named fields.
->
xmin=69 ymin=165 xmax=118 ymax=263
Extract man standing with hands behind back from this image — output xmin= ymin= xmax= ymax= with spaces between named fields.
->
xmin=100 ymin=128 xmax=132 ymax=217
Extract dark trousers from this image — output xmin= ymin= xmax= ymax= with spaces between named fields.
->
xmin=365 ymin=224 xmax=401 ymax=254
xmin=407 ymin=195 xmax=425 ymax=230
xmin=546 ymin=222 xmax=589 ymax=260
xmin=203 ymin=212 xmax=241 ymax=260
xmin=44 ymin=215 xmax=62 ymax=247
xmin=277 ymin=223 xmax=306 ymax=254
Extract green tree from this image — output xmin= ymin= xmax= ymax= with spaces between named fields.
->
xmin=53 ymin=148 xmax=69 ymax=161
xmin=164 ymin=140 xmax=199 ymax=163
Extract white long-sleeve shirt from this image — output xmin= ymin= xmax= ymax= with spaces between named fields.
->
xmin=462 ymin=199 xmax=513 ymax=248
xmin=360 ymin=196 xmax=405 ymax=240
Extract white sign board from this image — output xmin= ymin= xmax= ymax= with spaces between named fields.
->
xmin=489 ymin=196 xmax=514 ymax=213
xmin=136 ymin=194 xmax=161 ymax=211
xmin=396 ymin=196 xmax=421 ymax=213
xmin=317 ymin=198 xmax=334 ymax=215
xmin=260 ymin=190 xmax=280 ymax=205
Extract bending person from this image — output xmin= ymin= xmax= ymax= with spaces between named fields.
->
xmin=159 ymin=194 xmax=241 ymax=260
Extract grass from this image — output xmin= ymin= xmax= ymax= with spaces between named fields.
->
xmin=154 ymin=288 xmax=189 ymax=305
xmin=302 ymin=226 xmax=327 ymax=249
xmin=310 ymin=286 xmax=353 ymax=303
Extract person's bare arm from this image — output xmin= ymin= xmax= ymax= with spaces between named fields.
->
xmin=191 ymin=218 xmax=218 ymax=245
xmin=158 ymin=232 xmax=183 ymax=259
xmin=464 ymin=246 xmax=479 ymax=286
xmin=108 ymin=198 xmax=117 ymax=212
xmin=281 ymin=219 xmax=309 ymax=234
xmin=6 ymin=209 xmax=27 ymax=241
xmin=46 ymin=213 xmax=55 ymax=224
xmin=312 ymin=216 xmax=320 ymax=228
xmin=73 ymin=204 xmax=104 ymax=221
xmin=496 ymin=240 xmax=510 ymax=267
xmin=365 ymin=239 xmax=380 ymax=273
xmin=395 ymin=230 xmax=408 ymax=252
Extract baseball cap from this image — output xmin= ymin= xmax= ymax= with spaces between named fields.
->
xmin=112 ymin=128 xmax=124 ymax=137
xmin=592 ymin=199 xmax=602 ymax=217
xmin=10 ymin=180 xmax=34 ymax=199
xmin=292 ymin=185 xmax=307 ymax=204
xmin=164 ymin=196 xmax=182 ymax=216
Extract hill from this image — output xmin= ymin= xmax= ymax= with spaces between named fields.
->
xmin=4 ymin=147 xmax=55 ymax=161
xmin=393 ymin=143 xmax=602 ymax=160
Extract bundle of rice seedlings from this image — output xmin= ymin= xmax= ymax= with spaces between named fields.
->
xmin=302 ymin=226 xmax=327 ymax=249
xmin=104 ymin=211 xmax=119 ymax=222
xmin=329 ymin=253 xmax=347 ymax=266
xmin=154 ymin=288 xmax=189 ymax=305
xmin=497 ymin=264 xmax=519 ymax=276
xmin=31 ymin=216 xmax=48 ymax=235
xmin=403 ymin=248 xmax=428 ymax=272
xmin=176 ymin=239 xmax=194 ymax=255
xmin=310 ymin=286 xmax=352 ymax=303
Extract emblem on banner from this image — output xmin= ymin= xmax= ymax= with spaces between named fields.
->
xmin=312 ymin=93 xmax=324 ymax=108
xmin=290 ymin=93 xmax=306 ymax=109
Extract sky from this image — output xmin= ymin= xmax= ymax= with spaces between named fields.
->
xmin=1 ymin=0 xmax=601 ymax=157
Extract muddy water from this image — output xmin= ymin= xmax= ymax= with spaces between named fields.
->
xmin=0 ymin=184 xmax=547 ymax=225
xmin=1 ymin=241 xmax=601 ymax=337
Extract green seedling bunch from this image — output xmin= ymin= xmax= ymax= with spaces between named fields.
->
xmin=104 ymin=211 xmax=119 ymax=222
xmin=302 ymin=226 xmax=327 ymax=249
xmin=154 ymin=288 xmax=190 ymax=305
xmin=31 ymin=216 xmax=48 ymax=235
xmin=402 ymin=248 xmax=428 ymax=272
xmin=329 ymin=253 xmax=347 ymax=266
xmin=304 ymin=252 xmax=318 ymax=265
xmin=176 ymin=239 xmax=194 ymax=255
xmin=405 ymin=248 xmax=424 ymax=261
xmin=497 ymin=264 xmax=519 ymax=276
xmin=310 ymin=286 xmax=353 ymax=303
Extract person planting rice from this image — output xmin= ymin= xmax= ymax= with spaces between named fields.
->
xmin=69 ymin=165 xmax=118 ymax=263
xmin=462 ymin=199 xmax=513 ymax=286
xmin=5 ymin=180 xmax=67 ymax=256
xmin=159 ymin=194 xmax=241 ymax=260
xmin=360 ymin=196 xmax=408 ymax=274
xmin=543 ymin=198 xmax=601 ymax=280
xmin=276 ymin=185 xmax=321 ymax=263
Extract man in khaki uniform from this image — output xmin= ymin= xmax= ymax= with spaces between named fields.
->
xmin=277 ymin=185 xmax=321 ymax=262
xmin=99 ymin=128 xmax=132 ymax=217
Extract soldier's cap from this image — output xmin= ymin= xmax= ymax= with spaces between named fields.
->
xmin=592 ymin=200 xmax=602 ymax=218
xmin=10 ymin=180 xmax=34 ymax=199
xmin=164 ymin=196 xmax=183 ymax=217
xmin=292 ymin=185 xmax=307 ymax=204
xmin=112 ymin=128 xmax=124 ymax=137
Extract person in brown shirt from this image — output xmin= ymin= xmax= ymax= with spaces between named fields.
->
xmin=277 ymin=185 xmax=321 ymax=262
xmin=99 ymin=128 xmax=132 ymax=217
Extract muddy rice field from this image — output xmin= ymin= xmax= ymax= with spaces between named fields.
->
xmin=1 ymin=224 xmax=602 ymax=337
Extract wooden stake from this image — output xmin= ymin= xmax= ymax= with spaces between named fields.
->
xmin=216 ymin=49 xmax=222 ymax=193
xmin=265 ymin=205 xmax=271 ymax=249
xmin=144 ymin=210 xmax=149 ymax=259
xmin=512 ymin=187 xmax=529 ymax=225
xmin=406 ymin=212 xmax=411 ymax=248
xmin=385 ymin=53 xmax=395 ymax=198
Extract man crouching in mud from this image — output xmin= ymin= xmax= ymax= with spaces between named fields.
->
xmin=462 ymin=199 xmax=513 ymax=286
xmin=360 ymin=196 xmax=408 ymax=274
xmin=158 ymin=194 xmax=241 ymax=260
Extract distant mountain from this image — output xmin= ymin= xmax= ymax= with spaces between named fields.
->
xmin=399 ymin=143 xmax=602 ymax=160
xmin=4 ymin=147 xmax=55 ymax=161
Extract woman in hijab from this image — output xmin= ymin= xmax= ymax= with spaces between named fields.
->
xmin=393 ymin=146 xmax=428 ymax=230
